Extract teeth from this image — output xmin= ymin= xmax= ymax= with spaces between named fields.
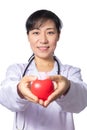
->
xmin=38 ymin=46 xmax=49 ymax=51
xmin=39 ymin=46 xmax=48 ymax=48
xmin=39 ymin=47 xmax=48 ymax=48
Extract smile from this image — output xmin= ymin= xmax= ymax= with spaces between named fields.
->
xmin=37 ymin=46 xmax=49 ymax=51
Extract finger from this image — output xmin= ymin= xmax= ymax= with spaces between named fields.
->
xmin=48 ymin=75 xmax=61 ymax=82
xmin=44 ymin=100 xmax=50 ymax=107
xmin=25 ymin=96 xmax=39 ymax=103
xmin=53 ymin=81 xmax=57 ymax=90
xmin=39 ymin=99 xmax=44 ymax=106
xmin=22 ymin=75 xmax=37 ymax=83
xmin=23 ymin=88 xmax=39 ymax=103
xmin=44 ymin=88 xmax=62 ymax=107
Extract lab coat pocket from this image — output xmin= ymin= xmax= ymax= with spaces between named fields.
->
xmin=15 ymin=112 xmax=25 ymax=130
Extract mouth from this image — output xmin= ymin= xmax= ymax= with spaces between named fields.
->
xmin=37 ymin=46 xmax=49 ymax=51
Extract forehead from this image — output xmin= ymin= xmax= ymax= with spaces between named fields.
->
xmin=32 ymin=19 xmax=56 ymax=29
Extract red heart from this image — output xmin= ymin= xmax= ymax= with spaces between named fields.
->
xmin=31 ymin=79 xmax=54 ymax=101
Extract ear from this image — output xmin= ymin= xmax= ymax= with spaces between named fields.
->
xmin=27 ymin=34 xmax=30 ymax=42
xmin=57 ymin=33 xmax=60 ymax=41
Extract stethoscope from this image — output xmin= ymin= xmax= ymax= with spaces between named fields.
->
xmin=16 ymin=54 xmax=60 ymax=130
xmin=22 ymin=54 xmax=60 ymax=77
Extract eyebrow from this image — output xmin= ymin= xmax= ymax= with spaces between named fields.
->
xmin=32 ymin=27 xmax=55 ymax=30
xmin=46 ymin=28 xmax=55 ymax=30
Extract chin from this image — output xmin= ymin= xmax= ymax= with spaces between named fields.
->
xmin=38 ymin=54 xmax=53 ymax=59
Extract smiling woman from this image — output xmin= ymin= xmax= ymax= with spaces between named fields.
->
xmin=28 ymin=19 xmax=59 ymax=60
xmin=26 ymin=9 xmax=62 ymax=60
xmin=0 ymin=9 xmax=87 ymax=130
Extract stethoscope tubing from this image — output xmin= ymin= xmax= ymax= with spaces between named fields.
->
xmin=20 ymin=54 xmax=60 ymax=130
xmin=22 ymin=54 xmax=60 ymax=77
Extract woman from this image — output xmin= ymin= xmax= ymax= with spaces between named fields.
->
xmin=0 ymin=9 xmax=87 ymax=130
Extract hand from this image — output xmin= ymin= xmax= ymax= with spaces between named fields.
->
xmin=17 ymin=75 xmax=39 ymax=103
xmin=43 ymin=75 xmax=70 ymax=107
xmin=17 ymin=75 xmax=51 ymax=106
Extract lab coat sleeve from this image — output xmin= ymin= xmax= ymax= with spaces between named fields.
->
xmin=0 ymin=64 xmax=29 ymax=112
xmin=56 ymin=66 xmax=87 ymax=113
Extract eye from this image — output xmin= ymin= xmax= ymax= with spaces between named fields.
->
xmin=47 ymin=31 xmax=55 ymax=35
xmin=32 ymin=31 xmax=40 ymax=35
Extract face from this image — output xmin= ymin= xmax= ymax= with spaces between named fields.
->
xmin=28 ymin=19 xmax=60 ymax=59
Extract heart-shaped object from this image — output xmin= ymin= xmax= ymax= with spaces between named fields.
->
xmin=31 ymin=79 xmax=54 ymax=101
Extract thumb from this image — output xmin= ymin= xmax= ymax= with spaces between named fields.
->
xmin=22 ymin=75 xmax=37 ymax=82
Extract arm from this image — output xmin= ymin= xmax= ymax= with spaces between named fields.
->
xmin=57 ymin=80 xmax=87 ymax=113
xmin=44 ymin=66 xmax=87 ymax=113
xmin=0 ymin=64 xmax=37 ymax=112
xmin=57 ymin=67 xmax=87 ymax=113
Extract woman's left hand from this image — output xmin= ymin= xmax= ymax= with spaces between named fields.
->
xmin=43 ymin=75 xmax=70 ymax=107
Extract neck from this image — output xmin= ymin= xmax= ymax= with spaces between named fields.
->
xmin=34 ymin=56 xmax=55 ymax=72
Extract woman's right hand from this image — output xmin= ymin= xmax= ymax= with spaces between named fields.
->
xmin=17 ymin=75 xmax=39 ymax=103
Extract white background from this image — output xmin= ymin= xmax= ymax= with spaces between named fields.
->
xmin=0 ymin=0 xmax=87 ymax=129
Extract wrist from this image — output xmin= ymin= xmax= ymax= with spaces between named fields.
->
xmin=63 ymin=80 xmax=70 ymax=95
xmin=17 ymin=84 xmax=24 ymax=99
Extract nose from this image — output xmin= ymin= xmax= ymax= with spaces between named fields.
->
xmin=39 ymin=33 xmax=48 ymax=44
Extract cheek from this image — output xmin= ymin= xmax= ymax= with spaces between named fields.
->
xmin=28 ymin=38 xmax=37 ymax=49
xmin=49 ymin=39 xmax=58 ymax=52
xmin=50 ymin=39 xmax=57 ymax=47
xmin=30 ymin=43 xmax=36 ymax=51
xmin=52 ymin=43 xmax=57 ymax=51
xmin=29 ymin=38 xmax=35 ymax=44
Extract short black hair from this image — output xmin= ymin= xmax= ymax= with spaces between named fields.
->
xmin=26 ymin=9 xmax=62 ymax=34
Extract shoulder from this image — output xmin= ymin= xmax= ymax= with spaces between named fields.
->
xmin=56 ymin=57 xmax=80 ymax=71
xmin=6 ymin=63 xmax=28 ymax=78
xmin=57 ymin=58 xmax=82 ymax=80
xmin=61 ymin=62 xmax=81 ymax=73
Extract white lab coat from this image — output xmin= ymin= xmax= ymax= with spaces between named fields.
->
xmin=0 ymin=58 xmax=87 ymax=130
